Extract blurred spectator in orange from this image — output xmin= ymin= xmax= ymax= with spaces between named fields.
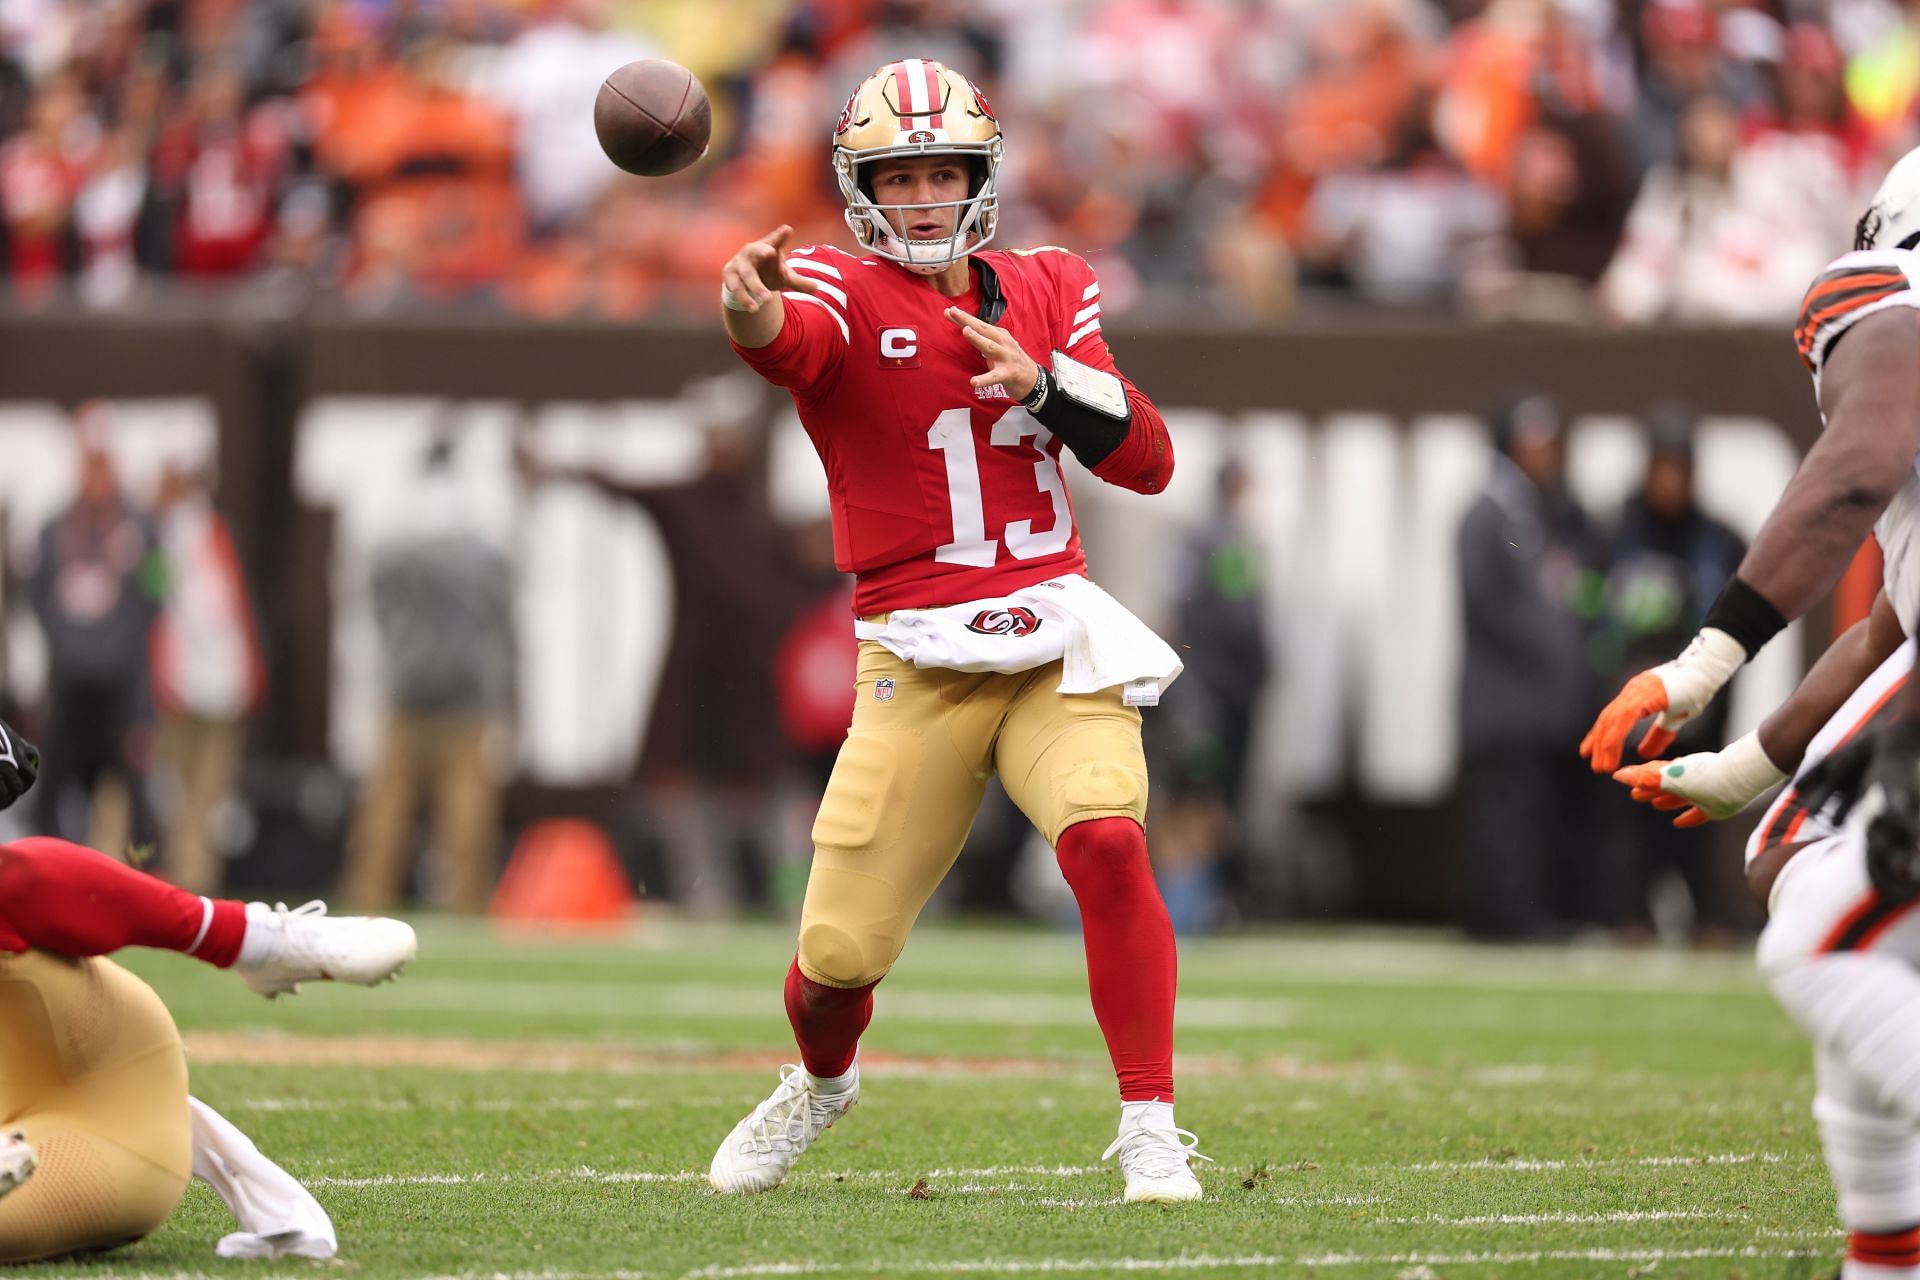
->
xmin=1254 ymin=3 xmax=1426 ymax=244
xmin=308 ymin=27 xmax=520 ymax=304
xmin=1435 ymin=0 xmax=1605 ymax=190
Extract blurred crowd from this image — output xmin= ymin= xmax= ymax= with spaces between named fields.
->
xmin=0 ymin=0 xmax=1908 ymax=320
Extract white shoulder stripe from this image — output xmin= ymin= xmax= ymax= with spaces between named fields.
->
xmin=784 ymin=291 xmax=849 ymax=343
xmin=1081 ymin=281 xmax=1100 ymax=301
xmin=1066 ymin=318 xmax=1102 ymax=348
xmin=789 ymin=259 xmax=843 ymax=281
xmin=1072 ymin=301 xmax=1101 ymax=326
xmin=800 ymin=279 xmax=849 ymax=308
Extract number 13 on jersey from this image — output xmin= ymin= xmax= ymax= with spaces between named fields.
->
xmin=928 ymin=406 xmax=1073 ymax=567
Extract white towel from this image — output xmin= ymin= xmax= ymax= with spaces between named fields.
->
xmin=853 ymin=575 xmax=1182 ymax=705
xmin=188 ymin=1097 xmax=338 ymax=1260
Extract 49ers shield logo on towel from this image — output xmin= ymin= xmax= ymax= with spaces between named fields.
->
xmin=966 ymin=607 xmax=1042 ymax=636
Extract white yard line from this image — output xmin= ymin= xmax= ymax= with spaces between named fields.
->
xmin=303 ymin=1150 xmax=1811 ymax=1190
xmin=92 ymin=1244 xmax=1836 ymax=1280
xmin=1396 ymin=1151 xmax=1798 ymax=1172
xmin=1380 ymin=1209 xmax=1728 ymax=1227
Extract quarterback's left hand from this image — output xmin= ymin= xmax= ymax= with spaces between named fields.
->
xmin=1611 ymin=732 xmax=1787 ymax=829
xmin=946 ymin=308 xmax=1039 ymax=400
xmin=0 ymin=716 xmax=39 ymax=811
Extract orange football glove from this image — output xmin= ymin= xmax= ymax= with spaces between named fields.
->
xmin=1578 ymin=628 xmax=1748 ymax=774
xmin=1609 ymin=733 xmax=1787 ymax=829
xmin=1612 ymin=762 xmax=1710 ymax=828
xmin=1579 ymin=672 xmax=1672 ymax=774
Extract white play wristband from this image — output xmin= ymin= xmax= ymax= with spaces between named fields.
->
xmin=1718 ymin=730 xmax=1789 ymax=801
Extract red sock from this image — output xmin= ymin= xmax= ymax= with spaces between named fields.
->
xmin=784 ymin=957 xmax=876 ymax=1080
xmin=0 ymin=837 xmax=248 ymax=967
xmin=1852 ymin=1225 xmax=1920 ymax=1270
xmin=1056 ymin=816 xmax=1176 ymax=1101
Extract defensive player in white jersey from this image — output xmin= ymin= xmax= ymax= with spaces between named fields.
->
xmin=1581 ymin=148 xmax=1920 ymax=1275
xmin=706 ymin=58 xmax=1205 ymax=1203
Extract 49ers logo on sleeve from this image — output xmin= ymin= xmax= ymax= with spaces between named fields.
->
xmin=966 ymin=607 xmax=1042 ymax=636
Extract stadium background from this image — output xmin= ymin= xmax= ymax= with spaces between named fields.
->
xmin=0 ymin=0 xmax=1900 ymax=933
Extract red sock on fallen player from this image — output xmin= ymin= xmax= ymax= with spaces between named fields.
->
xmin=0 ymin=837 xmax=247 ymax=967
xmin=784 ymin=956 xmax=876 ymax=1081
xmin=1055 ymin=816 xmax=1176 ymax=1102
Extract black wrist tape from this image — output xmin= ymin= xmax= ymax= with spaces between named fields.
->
xmin=1703 ymin=576 xmax=1788 ymax=658
xmin=1032 ymin=388 xmax=1130 ymax=469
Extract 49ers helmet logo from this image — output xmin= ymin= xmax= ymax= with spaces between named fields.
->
xmin=835 ymin=90 xmax=860 ymax=136
xmin=966 ymin=607 xmax=1042 ymax=636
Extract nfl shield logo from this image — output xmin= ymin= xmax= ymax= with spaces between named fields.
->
xmin=874 ymin=678 xmax=895 ymax=702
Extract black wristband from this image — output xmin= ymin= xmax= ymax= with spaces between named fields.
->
xmin=1021 ymin=367 xmax=1049 ymax=410
xmin=1703 ymin=576 xmax=1788 ymax=658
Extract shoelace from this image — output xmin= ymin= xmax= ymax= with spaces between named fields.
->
xmin=1100 ymin=1125 xmax=1214 ymax=1178
xmin=743 ymin=1065 xmax=842 ymax=1156
xmin=270 ymin=901 xmax=329 ymax=922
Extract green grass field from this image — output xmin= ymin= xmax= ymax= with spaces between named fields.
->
xmin=40 ymin=919 xmax=1846 ymax=1279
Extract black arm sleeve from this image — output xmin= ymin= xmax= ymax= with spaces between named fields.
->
xmin=1031 ymin=377 xmax=1131 ymax=469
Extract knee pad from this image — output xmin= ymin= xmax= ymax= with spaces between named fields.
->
xmin=798 ymin=866 xmax=906 ymax=988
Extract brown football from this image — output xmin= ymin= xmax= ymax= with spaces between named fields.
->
xmin=593 ymin=60 xmax=711 ymax=177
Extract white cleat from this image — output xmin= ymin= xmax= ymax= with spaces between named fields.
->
xmin=234 ymin=901 xmax=418 ymax=998
xmin=0 ymin=1131 xmax=35 ymax=1201
xmin=709 ymin=1064 xmax=858 ymax=1194
xmin=1102 ymin=1119 xmax=1211 ymax=1203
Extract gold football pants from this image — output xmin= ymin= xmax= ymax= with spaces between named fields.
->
xmin=799 ymin=643 xmax=1149 ymax=988
xmin=0 ymin=950 xmax=191 ymax=1262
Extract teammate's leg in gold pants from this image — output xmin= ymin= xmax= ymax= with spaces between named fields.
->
xmin=0 ymin=950 xmax=191 ymax=1262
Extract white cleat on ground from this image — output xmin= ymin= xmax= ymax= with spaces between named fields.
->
xmin=1103 ymin=1118 xmax=1211 ymax=1203
xmin=709 ymin=1064 xmax=858 ymax=1193
xmin=234 ymin=901 xmax=418 ymax=998
xmin=0 ymin=1131 xmax=35 ymax=1201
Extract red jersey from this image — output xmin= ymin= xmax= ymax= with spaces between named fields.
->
xmin=733 ymin=245 xmax=1173 ymax=614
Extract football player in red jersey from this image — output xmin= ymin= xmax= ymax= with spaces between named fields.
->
xmin=708 ymin=58 xmax=1205 ymax=1203
xmin=1581 ymin=146 xmax=1920 ymax=1275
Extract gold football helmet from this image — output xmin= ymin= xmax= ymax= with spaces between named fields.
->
xmin=832 ymin=59 xmax=1004 ymax=274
